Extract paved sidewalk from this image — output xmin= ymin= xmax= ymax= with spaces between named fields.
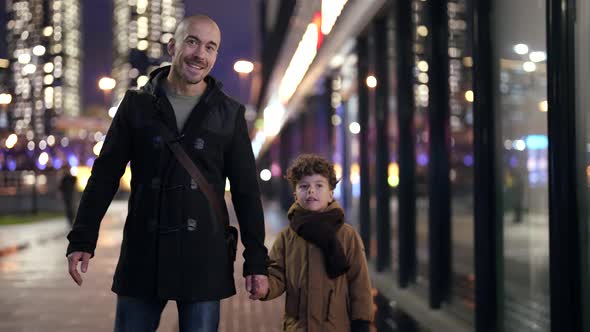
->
xmin=0 ymin=200 xmax=287 ymax=331
xmin=0 ymin=217 xmax=70 ymax=257
xmin=0 ymin=202 xmax=179 ymax=332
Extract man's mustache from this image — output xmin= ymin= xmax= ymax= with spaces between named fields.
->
xmin=186 ymin=57 xmax=207 ymax=67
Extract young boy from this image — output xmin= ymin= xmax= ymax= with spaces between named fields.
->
xmin=261 ymin=154 xmax=374 ymax=332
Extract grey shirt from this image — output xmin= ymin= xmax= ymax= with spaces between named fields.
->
xmin=163 ymin=81 xmax=201 ymax=131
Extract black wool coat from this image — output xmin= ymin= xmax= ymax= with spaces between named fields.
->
xmin=66 ymin=66 xmax=268 ymax=301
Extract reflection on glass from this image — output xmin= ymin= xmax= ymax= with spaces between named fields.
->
xmin=385 ymin=13 xmax=400 ymax=273
xmin=575 ymin=0 xmax=590 ymax=319
xmin=447 ymin=0 xmax=475 ymax=326
xmin=332 ymin=76 xmax=347 ymax=204
xmin=341 ymin=93 xmax=361 ymax=228
xmin=366 ymin=30 xmax=379 ymax=261
xmin=494 ymin=1 xmax=550 ymax=330
xmin=413 ymin=0 xmax=430 ymax=291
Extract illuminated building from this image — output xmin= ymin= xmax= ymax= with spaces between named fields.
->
xmin=6 ymin=0 xmax=81 ymax=136
xmin=112 ymin=0 xmax=184 ymax=105
xmin=0 ymin=61 xmax=10 ymax=130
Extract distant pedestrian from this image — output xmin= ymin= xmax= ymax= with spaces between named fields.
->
xmin=58 ymin=168 xmax=77 ymax=227
xmin=506 ymin=167 xmax=525 ymax=223
xmin=260 ymin=154 xmax=374 ymax=332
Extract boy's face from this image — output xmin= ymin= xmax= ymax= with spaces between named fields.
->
xmin=295 ymin=174 xmax=334 ymax=212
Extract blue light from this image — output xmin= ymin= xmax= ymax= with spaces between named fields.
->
xmin=53 ymin=158 xmax=63 ymax=169
xmin=7 ymin=159 xmax=16 ymax=171
xmin=417 ymin=153 xmax=429 ymax=166
xmin=352 ymin=182 xmax=361 ymax=198
xmin=334 ymin=182 xmax=342 ymax=200
xmin=37 ymin=161 xmax=46 ymax=170
xmin=509 ymin=156 xmax=519 ymax=168
xmin=68 ymin=155 xmax=79 ymax=167
xmin=463 ymin=154 xmax=474 ymax=167
xmin=525 ymin=135 xmax=548 ymax=150
xmin=86 ymin=157 xmax=95 ymax=167
xmin=529 ymin=172 xmax=540 ymax=185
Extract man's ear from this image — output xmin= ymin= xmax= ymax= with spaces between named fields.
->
xmin=167 ymin=38 xmax=176 ymax=57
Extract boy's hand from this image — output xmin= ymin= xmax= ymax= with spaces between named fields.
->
xmin=245 ymin=274 xmax=269 ymax=300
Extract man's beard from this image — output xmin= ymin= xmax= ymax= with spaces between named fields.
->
xmin=173 ymin=64 xmax=204 ymax=85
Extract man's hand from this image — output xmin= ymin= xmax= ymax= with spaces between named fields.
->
xmin=245 ymin=274 xmax=269 ymax=300
xmin=67 ymin=251 xmax=92 ymax=286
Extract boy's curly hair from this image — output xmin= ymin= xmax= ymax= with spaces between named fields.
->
xmin=285 ymin=154 xmax=339 ymax=190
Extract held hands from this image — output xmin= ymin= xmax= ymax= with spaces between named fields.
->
xmin=67 ymin=251 xmax=92 ymax=286
xmin=245 ymin=274 xmax=269 ymax=300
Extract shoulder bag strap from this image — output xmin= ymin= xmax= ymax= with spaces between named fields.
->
xmin=153 ymin=120 xmax=229 ymax=231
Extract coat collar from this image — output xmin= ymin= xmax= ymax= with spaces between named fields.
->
xmin=142 ymin=65 xmax=224 ymax=107
xmin=144 ymin=66 xmax=227 ymax=133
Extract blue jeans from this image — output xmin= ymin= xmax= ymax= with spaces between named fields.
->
xmin=114 ymin=296 xmax=220 ymax=332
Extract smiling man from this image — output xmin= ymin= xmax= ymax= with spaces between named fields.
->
xmin=66 ymin=15 xmax=269 ymax=331
xmin=168 ymin=16 xmax=220 ymax=94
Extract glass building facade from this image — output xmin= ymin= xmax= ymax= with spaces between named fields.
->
xmin=256 ymin=0 xmax=589 ymax=331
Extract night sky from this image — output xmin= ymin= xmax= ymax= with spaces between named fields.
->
xmin=0 ymin=0 xmax=259 ymax=109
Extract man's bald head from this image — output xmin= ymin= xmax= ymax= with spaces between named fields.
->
xmin=173 ymin=15 xmax=221 ymax=49
xmin=166 ymin=14 xmax=222 ymax=93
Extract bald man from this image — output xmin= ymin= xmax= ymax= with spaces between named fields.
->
xmin=66 ymin=15 xmax=269 ymax=331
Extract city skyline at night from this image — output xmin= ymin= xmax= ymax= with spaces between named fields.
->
xmin=0 ymin=0 xmax=258 ymax=112
xmin=5 ymin=0 xmax=81 ymax=137
xmin=0 ymin=0 xmax=259 ymax=174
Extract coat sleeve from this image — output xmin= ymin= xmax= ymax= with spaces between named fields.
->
xmin=262 ymin=231 xmax=287 ymax=301
xmin=65 ymin=91 xmax=133 ymax=257
xmin=224 ymin=105 xmax=269 ymax=276
xmin=345 ymin=228 xmax=375 ymax=322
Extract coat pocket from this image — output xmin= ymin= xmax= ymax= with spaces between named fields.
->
xmin=285 ymin=288 xmax=301 ymax=319
xmin=160 ymin=184 xmax=186 ymax=228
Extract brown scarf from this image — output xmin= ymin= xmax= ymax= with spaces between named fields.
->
xmin=288 ymin=201 xmax=350 ymax=279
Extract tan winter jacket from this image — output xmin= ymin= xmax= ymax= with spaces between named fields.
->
xmin=263 ymin=204 xmax=374 ymax=332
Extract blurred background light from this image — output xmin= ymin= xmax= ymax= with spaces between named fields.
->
xmin=349 ymin=122 xmax=361 ymax=134
xmin=98 ymin=77 xmax=116 ymax=90
xmin=525 ymin=135 xmax=549 ymax=150
xmin=366 ymin=75 xmax=377 ymax=88
xmin=529 ymin=51 xmax=547 ymax=62
xmin=514 ymin=43 xmax=529 ymax=55
xmin=260 ymin=169 xmax=272 ymax=182
xmin=233 ymin=60 xmax=254 ymax=74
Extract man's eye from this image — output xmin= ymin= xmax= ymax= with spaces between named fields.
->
xmin=207 ymin=46 xmax=215 ymax=52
